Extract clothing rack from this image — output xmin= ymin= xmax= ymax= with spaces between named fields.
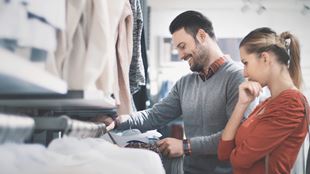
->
xmin=0 ymin=113 xmax=34 ymax=144
xmin=33 ymin=116 xmax=107 ymax=144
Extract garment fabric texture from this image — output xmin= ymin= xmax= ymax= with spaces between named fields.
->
xmin=129 ymin=0 xmax=145 ymax=94
xmin=162 ymin=156 xmax=184 ymax=174
xmin=0 ymin=1 xmax=62 ymax=56
xmin=0 ymin=138 xmax=165 ymax=174
xmin=118 ymin=58 xmax=254 ymax=174
xmin=133 ymin=27 xmax=150 ymax=111
xmin=48 ymin=137 xmax=165 ymax=174
xmin=115 ymin=0 xmax=134 ymax=114
xmin=50 ymin=0 xmax=135 ymax=113
xmin=218 ymin=89 xmax=308 ymax=174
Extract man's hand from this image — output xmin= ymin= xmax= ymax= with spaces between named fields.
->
xmin=92 ymin=114 xmax=132 ymax=131
xmin=92 ymin=115 xmax=115 ymax=131
xmin=156 ymin=137 xmax=183 ymax=158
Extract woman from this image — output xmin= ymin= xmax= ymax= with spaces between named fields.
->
xmin=218 ymin=27 xmax=309 ymax=174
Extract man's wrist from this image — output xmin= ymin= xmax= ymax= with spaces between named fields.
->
xmin=183 ymin=139 xmax=192 ymax=156
xmin=112 ymin=115 xmax=120 ymax=129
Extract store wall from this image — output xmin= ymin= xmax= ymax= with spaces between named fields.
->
xmin=147 ymin=0 xmax=310 ymax=98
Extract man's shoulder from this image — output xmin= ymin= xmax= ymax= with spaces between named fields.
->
xmin=172 ymin=73 xmax=199 ymax=88
xmin=221 ymin=60 xmax=243 ymax=73
xmin=177 ymin=72 xmax=199 ymax=82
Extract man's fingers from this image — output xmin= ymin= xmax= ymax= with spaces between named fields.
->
xmin=157 ymin=141 xmax=169 ymax=152
xmin=106 ymin=121 xmax=115 ymax=131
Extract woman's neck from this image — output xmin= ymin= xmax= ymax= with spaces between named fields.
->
xmin=268 ymin=68 xmax=297 ymax=98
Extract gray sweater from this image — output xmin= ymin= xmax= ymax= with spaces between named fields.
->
xmin=118 ymin=60 xmax=252 ymax=174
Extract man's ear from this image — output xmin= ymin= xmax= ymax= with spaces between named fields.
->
xmin=196 ymin=29 xmax=207 ymax=43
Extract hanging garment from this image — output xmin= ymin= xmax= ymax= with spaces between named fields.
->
xmin=129 ymin=0 xmax=145 ymax=94
xmin=133 ymin=27 xmax=150 ymax=111
xmin=96 ymin=0 xmax=133 ymax=112
xmin=114 ymin=0 xmax=134 ymax=114
xmin=53 ymin=0 xmax=134 ymax=110
xmin=54 ymin=0 xmax=116 ymax=105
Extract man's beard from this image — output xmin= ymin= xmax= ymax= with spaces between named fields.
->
xmin=189 ymin=45 xmax=208 ymax=73
xmin=190 ymin=60 xmax=204 ymax=72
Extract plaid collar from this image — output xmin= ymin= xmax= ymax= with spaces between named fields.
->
xmin=199 ymin=56 xmax=227 ymax=81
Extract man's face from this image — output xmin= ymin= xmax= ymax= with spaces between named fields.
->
xmin=172 ymin=28 xmax=208 ymax=73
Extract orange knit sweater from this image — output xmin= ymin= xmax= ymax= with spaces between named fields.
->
xmin=218 ymin=89 xmax=308 ymax=174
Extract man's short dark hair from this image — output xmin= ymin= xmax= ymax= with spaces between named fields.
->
xmin=169 ymin=10 xmax=215 ymax=40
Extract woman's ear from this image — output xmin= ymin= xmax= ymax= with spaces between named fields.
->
xmin=260 ymin=52 xmax=271 ymax=64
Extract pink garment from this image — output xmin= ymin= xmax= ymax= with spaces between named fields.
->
xmin=115 ymin=1 xmax=134 ymax=114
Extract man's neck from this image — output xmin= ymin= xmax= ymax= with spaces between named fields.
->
xmin=202 ymin=54 xmax=224 ymax=75
xmin=206 ymin=43 xmax=224 ymax=71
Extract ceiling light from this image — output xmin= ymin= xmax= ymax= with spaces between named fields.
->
xmin=301 ymin=5 xmax=310 ymax=15
xmin=256 ymin=5 xmax=266 ymax=15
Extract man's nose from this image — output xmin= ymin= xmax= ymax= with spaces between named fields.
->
xmin=178 ymin=51 xmax=186 ymax=60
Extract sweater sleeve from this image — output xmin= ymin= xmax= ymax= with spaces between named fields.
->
xmin=230 ymin=93 xmax=306 ymax=169
xmin=117 ymin=81 xmax=182 ymax=132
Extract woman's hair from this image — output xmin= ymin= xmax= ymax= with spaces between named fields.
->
xmin=240 ymin=27 xmax=302 ymax=89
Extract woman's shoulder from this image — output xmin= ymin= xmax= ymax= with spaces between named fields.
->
xmin=264 ymin=89 xmax=306 ymax=121
xmin=273 ymin=89 xmax=305 ymax=106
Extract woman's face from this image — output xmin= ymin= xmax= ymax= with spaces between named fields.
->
xmin=240 ymin=47 xmax=268 ymax=86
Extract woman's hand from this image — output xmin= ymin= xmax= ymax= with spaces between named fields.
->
xmin=238 ymin=81 xmax=262 ymax=105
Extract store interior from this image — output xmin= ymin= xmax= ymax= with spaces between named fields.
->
xmin=0 ymin=0 xmax=309 ymax=173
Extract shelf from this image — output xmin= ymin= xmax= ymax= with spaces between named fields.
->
xmin=0 ymin=48 xmax=67 ymax=95
xmin=0 ymin=49 xmax=115 ymax=113
xmin=0 ymin=90 xmax=116 ymax=111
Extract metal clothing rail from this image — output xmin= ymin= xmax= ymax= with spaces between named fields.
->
xmin=33 ymin=116 xmax=107 ymax=138
xmin=0 ymin=113 xmax=34 ymax=144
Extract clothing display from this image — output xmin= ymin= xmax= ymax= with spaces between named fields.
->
xmin=117 ymin=57 xmax=255 ymax=174
xmin=48 ymin=137 xmax=165 ymax=174
xmin=218 ymin=89 xmax=308 ymax=174
xmin=0 ymin=138 xmax=165 ymax=174
xmin=0 ymin=0 xmax=162 ymax=173
xmin=49 ymin=0 xmax=144 ymax=114
xmin=0 ymin=113 xmax=165 ymax=174
xmin=0 ymin=1 xmax=64 ymax=60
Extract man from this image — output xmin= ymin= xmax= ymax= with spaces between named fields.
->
xmin=101 ymin=10 xmax=253 ymax=174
